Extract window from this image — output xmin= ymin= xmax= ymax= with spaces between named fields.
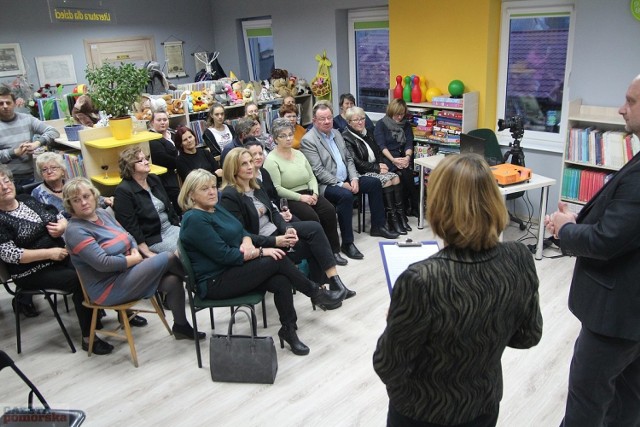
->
xmin=497 ymin=2 xmax=575 ymax=150
xmin=348 ymin=8 xmax=389 ymax=119
xmin=242 ymin=19 xmax=274 ymax=81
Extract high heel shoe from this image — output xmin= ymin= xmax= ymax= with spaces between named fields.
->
xmin=278 ymin=324 xmax=309 ymax=356
xmin=172 ymin=323 xmax=206 ymax=340
xmin=310 ymin=287 xmax=344 ymax=311
xmin=329 ymin=275 xmax=356 ymax=300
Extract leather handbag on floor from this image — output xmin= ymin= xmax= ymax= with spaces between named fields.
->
xmin=210 ymin=306 xmax=278 ymax=384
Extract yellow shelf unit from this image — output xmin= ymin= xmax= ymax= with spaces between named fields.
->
xmin=78 ymin=127 xmax=166 ymax=195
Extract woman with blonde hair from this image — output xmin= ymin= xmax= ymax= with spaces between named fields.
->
xmin=179 ymin=168 xmax=342 ymax=355
xmin=64 ymin=177 xmax=202 ymax=341
xmin=220 ymin=147 xmax=353 ymax=304
xmin=374 ymin=154 xmax=543 ymax=427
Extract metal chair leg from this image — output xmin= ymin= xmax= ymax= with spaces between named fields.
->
xmin=43 ymin=293 xmax=76 ymax=353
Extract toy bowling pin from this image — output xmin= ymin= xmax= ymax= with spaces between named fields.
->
xmin=393 ymin=75 xmax=403 ymax=99
xmin=412 ymin=76 xmax=421 ymax=103
xmin=403 ymin=76 xmax=411 ymax=102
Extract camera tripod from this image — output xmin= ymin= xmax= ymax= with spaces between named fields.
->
xmin=503 ymin=134 xmax=527 ymax=230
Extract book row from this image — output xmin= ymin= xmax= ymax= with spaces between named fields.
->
xmin=566 ymin=128 xmax=637 ymax=169
xmin=562 ymin=167 xmax=612 ymax=203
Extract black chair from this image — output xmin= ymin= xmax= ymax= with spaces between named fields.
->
xmin=15 ymin=180 xmax=43 ymax=195
xmin=0 ymin=350 xmax=86 ymax=426
xmin=468 ymin=128 xmax=526 ymax=230
xmin=0 ymin=260 xmax=76 ymax=354
xmin=177 ymin=240 xmax=267 ymax=368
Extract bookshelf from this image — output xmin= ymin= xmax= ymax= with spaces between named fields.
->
xmin=560 ymin=99 xmax=636 ymax=213
xmin=404 ymin=91 xmax=479 ymax=161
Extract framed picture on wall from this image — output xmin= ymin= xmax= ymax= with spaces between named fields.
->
xmin=35 ymin=54 xmax=77 ymax=86
xmin=0 ymin=43 xmax=26 ymax=77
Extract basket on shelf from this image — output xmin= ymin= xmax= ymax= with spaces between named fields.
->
xmin=311 ymin=50 xmax=332 ymax=101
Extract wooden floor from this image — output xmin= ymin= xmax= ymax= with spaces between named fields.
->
xmin=0 ymin=217 xmax=579 ymax=426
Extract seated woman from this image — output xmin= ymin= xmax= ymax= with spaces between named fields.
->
xmin=374 ymin=98 xmax=419 ymax=218
xmin=219 ymin=117 xmax=261 ymax=166
xmin=114 ymin=147 xmax=180 ymax=258
xmin=219 ymin=147 xmax=354 ymax=302
xmin=244 ymin=101 xmax=275 ymax=152
xmin=278 ymin=104 xmax=306 ymax=149
xmin=373 ymin=154 xmax=543 ymax=427
xmin=263 ymin=119 xmax=347 ymax=267
xmin=173 ymin=125 xmax=221 ymax=181
xmin=202 ymin=102 xmax=236 ymax=158
xmin=63 ymin=177 xmax=203 ymax=341
xmin=148 ymin=110 xmax=181 ymax=215
xmin=31 ymin=152 xmax=113 ymax=219
xmin=0 ymin=165 xmax=112 ymax=354
xmin=179 ymin=169 xmax=342 ymax=355
xmin=342 ymin=106 xmax=408 ymax=235
xmin=333 ymin=93 xmax=375 ymax=134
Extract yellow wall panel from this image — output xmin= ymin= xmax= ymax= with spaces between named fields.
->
xmin=389 ymin=0 xmax=501 ymax=128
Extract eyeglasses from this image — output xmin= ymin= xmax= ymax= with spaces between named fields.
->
xmin=41 ymin=166 xmax=61 ymax=174
xmin=350 ymin=118 xmax=365 ymax=123
xmin=135 ymin=155 xmax=151 ymax=164
xmin=277 ymin=133 xmax=294 ymax=140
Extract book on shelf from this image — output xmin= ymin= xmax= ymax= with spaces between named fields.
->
xmin=567 ymin=127 xmax=632 ymax=168
xmin=562 ymin=167 xmax=612 ymax=203
xmin=431 ymin=96 xmax=463 ymax=107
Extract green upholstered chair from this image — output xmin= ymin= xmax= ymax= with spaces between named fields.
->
xmin=177 ymin=240 xmax=267 ymax=368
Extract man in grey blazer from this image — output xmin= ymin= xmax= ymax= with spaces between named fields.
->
xmin=546 ymin=74 xmax=640 ymax=426
xmin=300 ymin=101 xmax=398 ymax=260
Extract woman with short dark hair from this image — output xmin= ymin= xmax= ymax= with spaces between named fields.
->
xmin=173 ymin=125 xmax=221 ymax=181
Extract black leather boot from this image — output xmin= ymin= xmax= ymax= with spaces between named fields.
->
xmin=393 ymin=185 xmax=411 ymax=232
xmin=311 ymin=286 xmax=345 ymax=310
xmin=278 ymin=324 xmax=309 ymax=355
xmin=383 ymin=186 xmax=406 ymax=234
xmin=329 ymin=275 xmax=356 ymax=300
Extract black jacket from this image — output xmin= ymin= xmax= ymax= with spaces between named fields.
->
xmin=342 ymin=126 xmax=384 ymax=174
xmin=149 ymin=135 xmax=180 ymax=193
xmin=113 ymin=174 xmax=179 ymax=246
xmin=219 ymin=185 xmax=286 ymax=249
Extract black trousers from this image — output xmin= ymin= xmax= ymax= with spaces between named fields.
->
xmin=14 ymin=262 xmax=92 ymax=338
xmin=284 ymin=220 xmax=336 ymax=284
xmin=206 ymin=256 xmax=316 ymax=327
xmin=387 ymin=403 xmax=498 ymax=427
xmin=288 ymin=195 xmax=340 ymax=252
xmin=561 ymin=326 xmax=640 ymax=427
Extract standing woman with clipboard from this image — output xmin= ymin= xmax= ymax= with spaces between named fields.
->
xmin=373 ymin=154 xmax=543 ymax=427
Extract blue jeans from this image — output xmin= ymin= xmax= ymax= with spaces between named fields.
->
xmin=323 ymin=176 xmax=385 ymax=244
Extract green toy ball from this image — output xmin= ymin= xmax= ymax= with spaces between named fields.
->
xmin=448 ymin=80 xmax=465 ymax=98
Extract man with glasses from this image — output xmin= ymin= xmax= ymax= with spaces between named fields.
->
xmin=300 ymin=100 xmax=398 ymax=261
xmin=0 ymin=87 xmax=59 ymax=186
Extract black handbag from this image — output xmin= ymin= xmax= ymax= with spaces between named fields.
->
xmin=209 ymin=306 xmax=278 ymax=384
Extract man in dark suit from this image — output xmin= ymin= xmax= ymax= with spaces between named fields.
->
xmin=300 ymin=101 xmax=398 ymax=260
xmin=546 ymin=74 xmax=640 ymax=426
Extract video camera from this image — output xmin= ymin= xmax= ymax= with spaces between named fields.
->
xmin=497 ymin=115 xmax=524 ymax=141
xmin=497 ymin=115 xmax=525 ymax=166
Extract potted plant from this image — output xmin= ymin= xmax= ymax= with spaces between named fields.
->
xmin=54 ymin=86 xmax=84 ymax=141
xmin=85 ymin=62 xmax=149 ymax=139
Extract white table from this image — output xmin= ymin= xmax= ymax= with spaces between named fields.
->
xmin=414 ymin=155 xmax=556 ymax=260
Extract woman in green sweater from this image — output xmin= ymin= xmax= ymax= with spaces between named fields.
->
xmin=178 ymin=169 xmax=343 ymax=356
xmin=263 ymin=118 xmax=344 ymax=265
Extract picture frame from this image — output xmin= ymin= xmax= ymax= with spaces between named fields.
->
xmin=0 ymin=43 xmax=26 ymax=77
xmin=35 ymin=54 xmax=77 ymax=86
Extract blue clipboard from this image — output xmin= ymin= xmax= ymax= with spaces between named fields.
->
xmin=379 ymin=240 xmax=440 ymax=295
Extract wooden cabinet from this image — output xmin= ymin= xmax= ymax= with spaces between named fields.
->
xmin=560 ymin=99 xmax=632 ymax=213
